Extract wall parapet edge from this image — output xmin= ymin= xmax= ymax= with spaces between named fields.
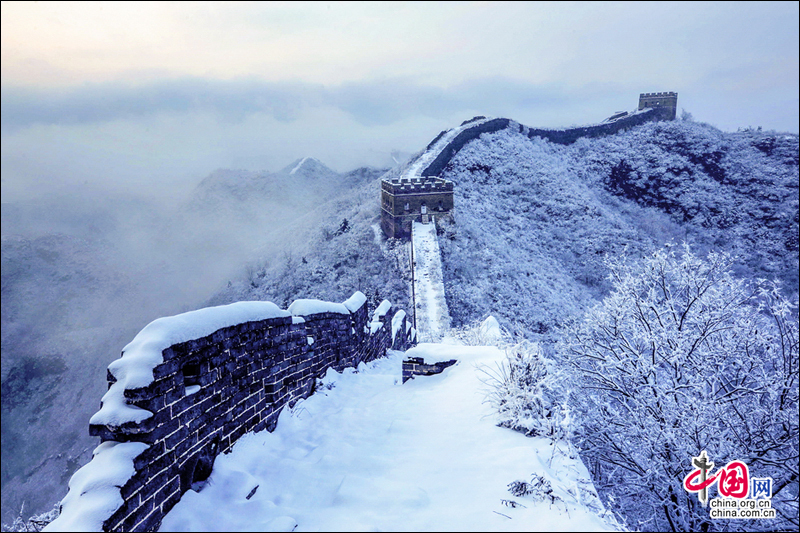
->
xmin=46 ymin=291 xmax=414 ymax=532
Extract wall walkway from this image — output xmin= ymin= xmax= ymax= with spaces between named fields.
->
xmin=411 ymin=221 xmax=450 ymax=342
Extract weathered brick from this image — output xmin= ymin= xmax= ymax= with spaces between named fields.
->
xmin=120 ymin=494 xmax=154 ymax=531
xmin=132 ymin=506 xmax=161 ymax=533
xmin=118 ymin=475 xmax=142 ymax=502
xmin=172 ymin=395 xmax=200 ymax=418
xmin=144 ymin=465 xmax=172 ymax=491
xmin=164 ymin=426 xmax=187 ymax=450
xmin=252 ymin=418 xmax=267 ymax=434
xmin=160 ymin=486 xmax=183 ymax=515
xmin=103 ymin=499 xmax=133 ymax=531
xmin=153 ymin=475 xmax=180 ymax=506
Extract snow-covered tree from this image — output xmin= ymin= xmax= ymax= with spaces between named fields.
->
xmin=558 ymin=244 xmax=798 ymax=531
xmin=438 ymin=122 xmax=798 ymax=343
xmin=478 ymin=340 xmax=572 ymax=441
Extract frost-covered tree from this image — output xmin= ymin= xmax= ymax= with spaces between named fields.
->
xmin=2 ymin=503 xmax=59 ymax=532
xmin=558 ymin=244 xmax=798 ymax=531
xmin=478 ymin=340 xmax=572 ymax=441
xmin=438 ymin=122 xmax=798 ymax=342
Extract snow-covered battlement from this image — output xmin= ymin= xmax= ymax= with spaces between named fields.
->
xmin=638 ymin=91 xmax=678 ymax=120
xmin=47 ymin=292 xmax=414 ymax=533
xmin=90 ymin=302 xmax=291 ymax=427
xmin=382 ymin=176 xmax=454 ymax=194
xmin=402 ymin=116 xmax=493 ymax=182
xmin=380 ymin=175 xmax=456 ymax=238
xmin=380 ymin=117 xmax=510 ymax=238
xmin=640 ymin=91 xmax=678 ymax=98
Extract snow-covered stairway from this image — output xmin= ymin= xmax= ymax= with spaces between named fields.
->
xmin=411 ymin=220 xmax=451 ymax=342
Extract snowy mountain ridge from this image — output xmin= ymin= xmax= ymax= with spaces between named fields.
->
xmin=213 ymin=117 xmax=797 ymax=343
xmin=437 ymin=120 xmax=798 ymax=339
xmin=281 ymin=157 xmax=339 ymax=180
xmin=4 ymin=112 xmax=798 ymax=531
xmin=187 ymin=117 xmax=797 ymax=531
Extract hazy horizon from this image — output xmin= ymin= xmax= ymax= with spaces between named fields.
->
xmin=2 ymin=1 xmax=798 ymax=203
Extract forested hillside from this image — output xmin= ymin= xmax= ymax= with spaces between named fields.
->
xmin=218 ymin=119 xmax=797 ymax=345
xmin=437 ymin=120 xmax=798 ymax=341
xmin=206 ymin=164 xmax=411 ymax=313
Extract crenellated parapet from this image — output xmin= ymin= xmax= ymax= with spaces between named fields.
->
xmin=639 ymin=91 xmax=678 ymax=98
xmin=638 ymin=91 xmax=678 ymax=120
xmin=381 ymin=177 xmax=455 ymax=239
xmin=420 ymin=118 xmax=512 ymax=177
xmin=381 ymin=177 xmax=455 ymax=195
xmin=46 ymin=292 xmax=415 ymax=532
xmin=524 ymin=106 xmax=675 ymax=144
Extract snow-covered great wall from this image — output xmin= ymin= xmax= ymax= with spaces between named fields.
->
xmin=395 ymin=106 xmax=672 ymax=341
xmin=46 ymin=292 xmax=416 ymax=532
xmin=412 ymin=105 xmax=671 ymax=181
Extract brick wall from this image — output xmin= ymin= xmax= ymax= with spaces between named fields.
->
xmin=525 ymin=106 xmax=675 ymax=145
xmin=54 ymin=294 xmax=413 ymax=532
xmin=416 ymin=106 xmax=675 ymax=182
xmin=380 ymin=177 xmax=455 ymax=239
xmin=421 ymin=118 xmax=512 ymax=177
xmin=638 ymin=92 xmax=678 ymax=120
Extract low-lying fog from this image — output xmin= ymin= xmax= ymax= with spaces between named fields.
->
xmin=0 ymin=135 xmax=401 ymax=522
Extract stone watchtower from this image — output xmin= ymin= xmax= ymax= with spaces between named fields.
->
xmin=381 ymin=176 xmax=454 ymax=239
xmin=638 ymin=92 xmax=678 ymax=120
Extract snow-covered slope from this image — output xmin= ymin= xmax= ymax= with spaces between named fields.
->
xmin=189 ymin=158 xmax=338 ymax=218
xmin=187 ymin=162 xmax=391 ymax=279
xmin=437 ymin=121 xmax=798 ymax=340
xmin=281 ymin=157 xmax=341 ymax=181
xmin=0 ymin=232 xmax=167 ymax=523
xmin=206 ymin=166 xmax=411 ymax=313
xmin=160 ymin=344 xmax=614 ymax=532
xmin=211 ymin=120 xmax=797 ymax=349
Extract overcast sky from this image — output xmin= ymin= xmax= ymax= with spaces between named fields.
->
xmin=2 ymin=1 xmax=798 ymax=200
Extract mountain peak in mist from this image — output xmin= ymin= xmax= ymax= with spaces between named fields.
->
xmin=280 ymin=157 xmax=338 ymax=180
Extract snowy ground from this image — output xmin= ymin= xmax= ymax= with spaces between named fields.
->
xmin=160 ymin=343 xmax=615 ymax=532
xmin=412 ymin=221 xmax=451 ymax=343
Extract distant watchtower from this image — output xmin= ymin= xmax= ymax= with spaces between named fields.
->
xmin=381 ymin=177 xmax=454 ymax=239
xmin=638 ymin=92 xmax=678 ymax=120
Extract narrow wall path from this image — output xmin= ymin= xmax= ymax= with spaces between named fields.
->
xmin=159 ymin=346 xmax=613 ymax=532
xmin=403 ymin=118 xmax=491 ymax=180
xmin=411 ymin=221 xmax=450 ymax=342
